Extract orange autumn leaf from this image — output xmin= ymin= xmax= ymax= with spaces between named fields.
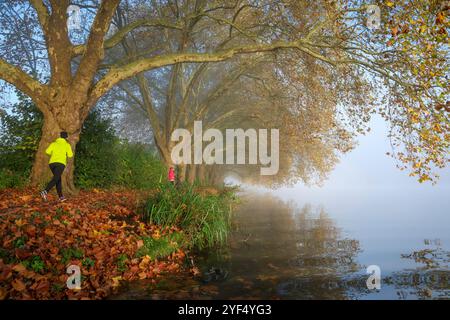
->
xmin=44 ymin=228 xmax=56 ymax=237
xmin=19 ymin=195 xmax=33 ymax=202
xmin=436 ymin=12 xmax=445 ymax=25
xmin=12 ymin=264 xmax=27 ymax=274
xmin=391 ymin=26 xmax=399 ymax=36
xmin=14 ymin=218 xmax=26 ymax=227
xmin=138 ymin=272 xmax=147 ymax=280
xmin=0 ymin=287 xmax=7 ymax=300
xmin=11 ymin=279 xmax=26 ymax=292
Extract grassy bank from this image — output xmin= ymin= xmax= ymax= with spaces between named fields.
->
xmin=141 ymin=183 xmax=237 ymax=251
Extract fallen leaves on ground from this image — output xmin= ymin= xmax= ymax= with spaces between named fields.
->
xmin=0 ymin=188 xmax=185 ymax=300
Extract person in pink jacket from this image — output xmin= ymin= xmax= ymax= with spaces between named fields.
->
xmin=168 ymin=166 xmax=175 ymax=184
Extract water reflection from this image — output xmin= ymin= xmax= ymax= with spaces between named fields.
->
xmin=111 ymin=193 xmax=449 ymax=300
xmin=202 ymin=194 xmax=364 ymax=299
xmin=290 ymin=204 xmax=361 ymax=272
xmin=387 ymin=245 xmax=449 ymax=299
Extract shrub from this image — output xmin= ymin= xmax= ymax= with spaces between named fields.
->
xmin=74 ymin=109 xmax=119 ymax=189
xmin=0 ymin=91 xmax=41 ymax=179
xmin=115 ymin=142 xmax=165 ymax=189
xmin=0 ymin=169 xmax=28 ymax=189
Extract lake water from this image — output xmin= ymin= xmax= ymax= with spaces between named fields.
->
xmin=112 ymin=188 xmax=449 ymax=300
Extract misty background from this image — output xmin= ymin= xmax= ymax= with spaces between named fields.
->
xmin=236 ymin=114 xmax=450 ymax=278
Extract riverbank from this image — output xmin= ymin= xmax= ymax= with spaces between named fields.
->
xmin=0 ymin=187 xmax=198 ymax=299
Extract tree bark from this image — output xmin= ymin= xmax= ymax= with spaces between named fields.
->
xmin=187 ymin=164 xmax=196 ymax=184
xmin=205 ymin=166 xmax=223 ymax=187
xmin=196 ymin=164 xmax=206 ymax=185
xmin=177 ymin=164 xmax=186 ymax=183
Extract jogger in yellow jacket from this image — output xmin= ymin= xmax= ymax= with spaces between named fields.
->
xmin=40 ymin=131 xmax=73 ymax=202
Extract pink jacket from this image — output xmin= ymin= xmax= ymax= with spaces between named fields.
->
xmin=168 ymin=168 xmax=175 ymax=182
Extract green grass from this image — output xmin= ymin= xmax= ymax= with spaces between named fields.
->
xmin=60 ymin=247 xmax=84 ymax=264
xmin=22 ymin=255 xmax=46 ymax=273
xmin=136 ymin=232 xmax=183 ymax=259
xmin=116 ymin=254 xmax=129 ymax=272
xmin=51 ymin=282 xmax=65 ymax=293
xmin=82 ymin=257 xmax=95 ymax=270
xmin=141 ymin=183 xmax=235 ymax=250
xmin=13 ymin=236 xmax=27 ymax=248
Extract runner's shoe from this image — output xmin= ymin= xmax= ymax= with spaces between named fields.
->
xmin=40 ymin=190 xmax=48 ymax=201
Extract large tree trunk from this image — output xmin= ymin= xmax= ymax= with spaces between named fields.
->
xmin=154 ymin=136 xmax=172 ymax=166
xmin=196 ymin=165 xmax=206 ymax=185
xmin=62 ymin=132 xmax=80 ymax=195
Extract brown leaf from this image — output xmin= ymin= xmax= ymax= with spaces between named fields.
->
xmin=44 ymin=228 xmax=56 ymax=237
xmin=12 ymin=263 xmax=27 ymax=274
xmin=436 ymin=12 xmax=445 ymax=25
xmin=190 ymin=267 xmax=201 ymax=276
xmin=19 ymin=195 xmax=33 ymax=202
xmin=0 ymin=287 xmax=7 ymax=300
xmin=25 ymin=225 xmax=36 ymax=237
xmin=11 ymin=279 xmax=26 ymax=292
xmin=391 ymin=26 xmax=398 ymax=36
xmin=15 ymin=248 xmax=32 ymax=259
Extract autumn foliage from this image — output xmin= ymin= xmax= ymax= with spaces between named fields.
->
xmin=0 ymin=188 xmax=187 ymax=300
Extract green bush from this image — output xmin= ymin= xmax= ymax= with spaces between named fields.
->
xmin=77 ymin=138 xmax=166 ymax=190
xmin=74 ymin=109 xmax=119 ymax=189
xmin=0 ymin=168 xmax=28 ymax=189
xmin=115 ymin=142 xmax=165 ymax=190
xmin=0 ymin=91 xmax=42 ymax=177
xmin=142 ymin=183 xmax=234 ymax=250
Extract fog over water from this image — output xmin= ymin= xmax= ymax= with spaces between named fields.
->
xmin=243 ymin=115 xmax=450 ymax=294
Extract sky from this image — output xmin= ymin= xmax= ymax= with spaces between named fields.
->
xmin=271 ymin=114 xmax=450 ymax=195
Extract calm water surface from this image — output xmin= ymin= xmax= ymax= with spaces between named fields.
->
xmin=112 ymin=189 xmax=449 ymax=300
